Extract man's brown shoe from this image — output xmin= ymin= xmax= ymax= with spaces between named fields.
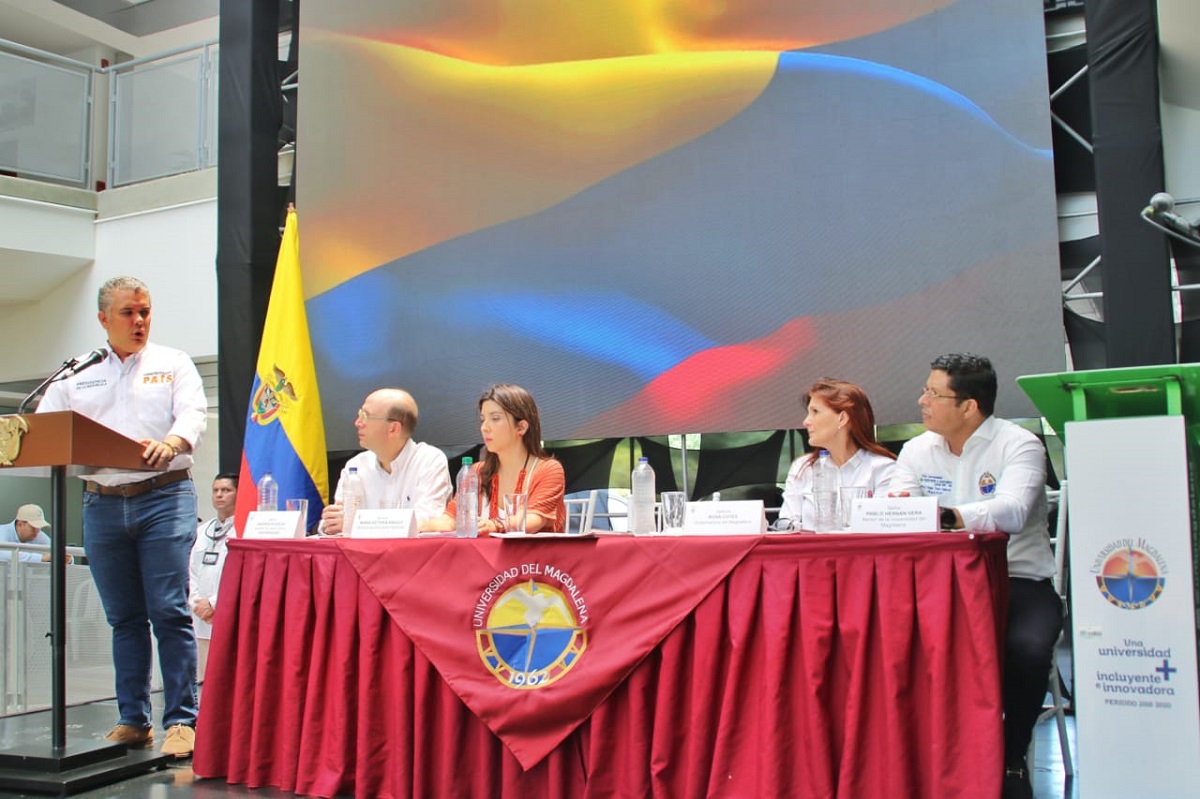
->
xmin=104 ymin=724 xmax=153 ymax=748
xmin=160 ymin=724 xmax=195 ymax=759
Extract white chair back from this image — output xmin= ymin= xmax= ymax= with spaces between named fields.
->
xmin=564 ymin=490 xmax=598 ymax=534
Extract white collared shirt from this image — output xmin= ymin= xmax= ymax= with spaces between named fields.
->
xmin=36 ymin=343 xmax=207 ymax=485
xmin=778 ymin=448 xmax=896 ymax=531
xmin=189 ymin=516 xmax=234 ymax=639
xmin=334 ymin=439 xmax=452 ymax=523
xmin=890 ymin=416 xmax=1055 ymax=580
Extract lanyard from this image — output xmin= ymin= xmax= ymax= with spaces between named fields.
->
xmin=202 ymin=518 xmax=230 ymax=565
xmin=205 ymin=518 xmax=231 ymax=542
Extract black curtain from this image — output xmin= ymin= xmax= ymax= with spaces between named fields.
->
xmin=547 ymin=439 xmax=620 ymax=494
xmin=216 ymin=0 xmax=288 ymax=473
xmin=1085 ymin=0 xmax=1174 ymax=366
xmin=691 ymin=431 xmax=785 ymax=500
xmin=1063 ymin=307 xmax=1108 ymax=372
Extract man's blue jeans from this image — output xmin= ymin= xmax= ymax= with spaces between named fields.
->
xmin=83 ymin=479 xmax=198 ymax=730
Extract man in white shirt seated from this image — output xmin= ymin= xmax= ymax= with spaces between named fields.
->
xmin=890 ymin=353 xmax=1060 ymax=799
xmin=320 ymin=388 xmax=452 ymax=534
xmin=0 ymin=504 xmax=54 ymax=562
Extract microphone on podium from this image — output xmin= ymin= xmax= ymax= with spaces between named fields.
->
xmin=63 ymin=347 xmax=108 ymax=377
xmin=1141 ymin=193 xmax=1200 ymax=246
xmin=16 ymin=347 xmax=109 ymax=414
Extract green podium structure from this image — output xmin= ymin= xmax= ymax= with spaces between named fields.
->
xmin=1019 ymin=365 xmax=1200 ymax=798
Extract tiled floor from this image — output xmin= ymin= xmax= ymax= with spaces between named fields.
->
xmin=1030 ymin=712 xmax=1079 ymax=799
xmin=1 ymin=699 xmax=1080 ymax=799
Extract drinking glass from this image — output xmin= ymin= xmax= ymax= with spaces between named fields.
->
xmin=286 ymin=498 xmax=309 ymax=536
xmin=838 ymin=486 xmax=869 ymax=529
xmin=503 ymin=493 xmax=527 ymax=534
xmin=660 ymin=491 xmax=687 ymax=534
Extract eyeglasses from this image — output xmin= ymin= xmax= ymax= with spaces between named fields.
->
xmin=920 ymin=386 xmax=965 ymax=401
xmin=357 ymin=409 xmax=399 ymax=424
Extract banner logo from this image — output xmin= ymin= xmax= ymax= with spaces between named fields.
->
xmin=250 ymin=365 xmax=298 ymax=426
xmin=475 ymin=563 xmax=588 ymax=690
xmin=1093 ymin=540 xmax=1167 ymax=610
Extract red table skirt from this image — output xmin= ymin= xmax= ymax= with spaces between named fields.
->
xmin=194 ymin=533 xmax=1008 ymax=798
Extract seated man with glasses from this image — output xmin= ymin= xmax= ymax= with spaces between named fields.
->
xmin=319 ymin=388 xmax=452 ymax=534
xmin=890 ymin=353 xmax=1059 ymax=799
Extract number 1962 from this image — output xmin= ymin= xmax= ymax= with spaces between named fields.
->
xmin=511 ymin=670 xmax=548 ymax=687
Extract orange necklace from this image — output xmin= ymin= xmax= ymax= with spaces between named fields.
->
xmin=488 ymin=452 xmax=532 ymax=519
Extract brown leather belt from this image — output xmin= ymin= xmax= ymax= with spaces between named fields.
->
xmin=85 ymin=470 xmax=191 ymax=498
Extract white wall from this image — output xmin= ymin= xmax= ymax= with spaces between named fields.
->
xmin=1162 ymin=102 xmax=1200 ymax=206
xmin=1159 ymin=0 xmax=1200 ymax=208
xmin=0 ymin=197 xmax=221 ymax=524
xmin=0 ymin=198 xmax=218 ymax=383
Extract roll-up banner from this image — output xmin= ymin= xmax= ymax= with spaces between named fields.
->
xmin=1065 ymin=415 xmax=1200 ymax=796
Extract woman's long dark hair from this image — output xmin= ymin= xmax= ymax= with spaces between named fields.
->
xmin=477 ymin=384 xmax=551 ymax=499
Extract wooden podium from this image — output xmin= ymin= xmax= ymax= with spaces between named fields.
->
xmin=0 ymin=412 xmax=171 ymax=794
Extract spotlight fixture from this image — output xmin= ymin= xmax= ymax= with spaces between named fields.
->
xmin=1140 ymin=192 xmax=1200 ymax=247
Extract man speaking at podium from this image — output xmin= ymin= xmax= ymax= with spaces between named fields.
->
xmin=37 ymin=276 xmax=207 ymax=760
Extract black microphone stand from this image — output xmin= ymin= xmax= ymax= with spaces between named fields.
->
xmin=16 ymin=360 xmax=77 ymax=415
xmin=17 ymin=349 xmax=108 ymax=414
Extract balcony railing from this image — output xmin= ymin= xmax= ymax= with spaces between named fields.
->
xmin=109 ymin=42 xmax=218 ymax=188
xmin=0 ymin=42 xmax=92 ymax=187
xmin=1 ymin=544 xmax=168 ymax=716
xmin=0 ymin=37 xmax=218 ymax=190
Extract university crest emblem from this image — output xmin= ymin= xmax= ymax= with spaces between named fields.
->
xmin=475 ymin=565 xmax=588 ymax=690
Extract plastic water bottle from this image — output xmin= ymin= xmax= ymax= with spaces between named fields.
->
xmin=342 ymin=466 xmax=365 ymax=534
xmin=256 ymin=471 xmax=278 ymax=512
xmin=811 ymin=450 xmax=838 ymax=532
xmin=455 ymin=457 xmax=479 ymax=538
xmin=630 ymin=457 xmax=656 ymax=534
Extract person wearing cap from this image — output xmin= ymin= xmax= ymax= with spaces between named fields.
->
xmin=36 ymin=276 xmax=206 ymax=760
xmin=0 ymin=504 xmax=53 ymax=562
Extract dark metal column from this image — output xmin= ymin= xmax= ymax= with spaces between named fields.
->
xmin=1085 ymin=0 xmax=1175 ymax=366
xmin=216 ymin=0 xmax=286 ymax=473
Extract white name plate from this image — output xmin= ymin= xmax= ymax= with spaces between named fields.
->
xmin=243 ymin=510 xmax=306 ymax=539
xmin=349 ymin=508 xmax=417 ymax=539
xmin=848 ymin=496 xmax=938 ymax=533
xmin=684 ymin=500 xmax=767 ymax=535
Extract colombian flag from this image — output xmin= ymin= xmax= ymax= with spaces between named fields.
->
xmin=235 ymin=208 xmax=329 ymax=533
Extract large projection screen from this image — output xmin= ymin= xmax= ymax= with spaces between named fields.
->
xmin=299 ymin=0 xmax=1065 ymax=450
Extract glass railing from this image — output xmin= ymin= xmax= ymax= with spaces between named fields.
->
xmin=0 ymin=43 xmax=93 ymax=187
xmin=0 ymin=37 xmax=218 ymax=191
xmin=1 ymin=544 xmax=163 ymax=716
xmin=108 ymin=42 xmax=219 ymax=188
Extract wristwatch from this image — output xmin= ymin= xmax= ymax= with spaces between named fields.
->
xmin=940 ymin=507 xmax=957 ymax=530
